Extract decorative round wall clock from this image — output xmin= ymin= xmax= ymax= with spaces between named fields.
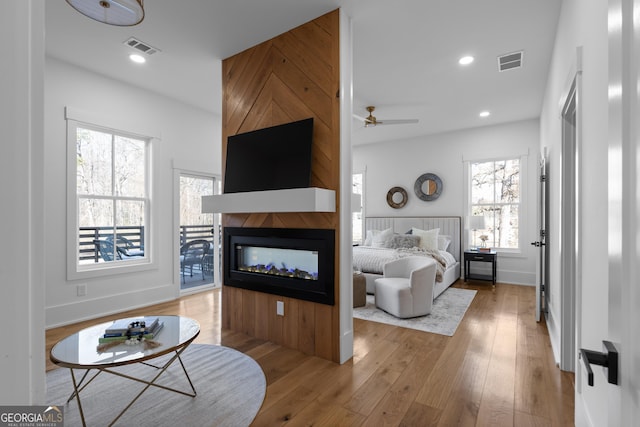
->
xmin=414 ymin=173 xmax=443 ymax=201
xmin=386 ymin=186 xmax=408 ymax=209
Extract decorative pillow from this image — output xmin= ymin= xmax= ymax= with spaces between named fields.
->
xmin=366 ymin=228 xmax=394 ymax=247
xmin=412 ymin=227 xmax=440 ymax=251
xmin=438 ymin=235 xmax=452 ymax=251
xmin=389 ymin=233 xmax=421 ymax=249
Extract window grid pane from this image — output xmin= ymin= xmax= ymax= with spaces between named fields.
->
xmin=76 ymin=128 xmax=112 ymax=196
xmin=470 ymin=158 xmax=520 ymax=249
xmin=76 ymin=124 xmax=149 ymax=266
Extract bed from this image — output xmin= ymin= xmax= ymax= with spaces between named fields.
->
xmin=354 ymin=216 xmax=462 ymax=299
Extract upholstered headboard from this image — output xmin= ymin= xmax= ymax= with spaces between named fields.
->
xmin=364 ymin=216 xmax=462 ymax=263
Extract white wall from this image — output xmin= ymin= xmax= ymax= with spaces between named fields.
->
xmin=44 ymin=57 xmax=221 ymax=327
xmin=353 ymin=119 xmax=539 ymax=285
xmin=1 ymin=0 xmax=46 ymax=404
xmin=539 ymin=0 xmax=608 ymax=425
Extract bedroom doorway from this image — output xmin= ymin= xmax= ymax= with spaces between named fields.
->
xmin=560 ymin=77 xmax=578 ymax=372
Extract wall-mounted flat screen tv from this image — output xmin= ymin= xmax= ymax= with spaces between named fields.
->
xmin=223 ymin=118 xmax=314 ymax=194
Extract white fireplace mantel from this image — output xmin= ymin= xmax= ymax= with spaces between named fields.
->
xmin=201 ymin=187 xmax=336 ymax=214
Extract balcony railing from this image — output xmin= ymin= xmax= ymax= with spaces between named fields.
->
xmin=80 ymin=225 xmax=214 ymax=263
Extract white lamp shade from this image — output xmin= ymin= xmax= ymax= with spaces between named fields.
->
xmin=66 ymin=0 xmax=145 ymax=26
xmin=469 ymin=215 xmax=485 ymax=231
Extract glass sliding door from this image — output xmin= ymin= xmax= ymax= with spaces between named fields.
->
xmin=179 ymin=174 xmax=217 ymax=291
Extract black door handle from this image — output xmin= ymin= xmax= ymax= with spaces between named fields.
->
xmin=579 ymin=341 xmax=618 ymax=386
xmin=530 ymin=241 xmax=546 ymax=247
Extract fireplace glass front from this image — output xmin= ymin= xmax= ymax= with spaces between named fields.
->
xmin=224 ymin=227 xmax=334 ymax=305
xmin=237 ymin=245 xmax=319 ymax=281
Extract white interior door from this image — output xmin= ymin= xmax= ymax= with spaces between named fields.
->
xmin=533 ymin=151 xmax=547 ymax=322
xmin=575 ymin=1 xmax=640 ymax=425
xmin=605 ymin=0 xmax=640 ymax=424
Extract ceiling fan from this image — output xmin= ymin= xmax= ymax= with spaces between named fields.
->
xmin=353 ymin=106 xmax=419 ymax=128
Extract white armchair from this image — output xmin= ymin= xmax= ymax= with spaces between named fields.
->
xmin=374 ymin=256 xmax=437 ymax=318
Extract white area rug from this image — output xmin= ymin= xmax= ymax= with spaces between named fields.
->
xmin=46 ymin=344 xmax=266 ymax=427
xmin=353 ymin=287 xmax=477 ymax=336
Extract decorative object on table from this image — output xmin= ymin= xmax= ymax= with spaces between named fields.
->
xmin=65 ymin=0 xmax=145 ymax=26
xmin=386 ymin=186 xmax=408 ymax=209
xmin=414 ymin=173 xmax=443 ymax=201
xmin=478 ymin=234 xmax=489 ymax=248
xmin=469 ymin=215 xmax=486 ymax=249
xmin=96 ymin=317 xmax=163 ymax=352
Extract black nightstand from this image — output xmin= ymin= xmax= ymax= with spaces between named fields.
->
xmin=464 ymin=250 xmax=497 ymax=285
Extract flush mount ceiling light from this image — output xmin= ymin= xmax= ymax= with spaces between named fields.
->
xmin=129 ymin=53 xmax=145 ymax=63
xmin=66 ymin=0 xmax=145 ymax=26
xmin=458 ymin=55 xmax=475 ymax=65
xmin=479 ymin=111 xmax=491 ymax=118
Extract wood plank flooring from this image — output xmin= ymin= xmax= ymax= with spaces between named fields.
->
xmin=45 ymin=282 xmax=575 ymax=426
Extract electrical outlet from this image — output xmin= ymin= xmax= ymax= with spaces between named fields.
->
xmin=77 ymin=284 xmax=87 ymax=297
xmin=276 ymin=300 xmax=284 ymax=316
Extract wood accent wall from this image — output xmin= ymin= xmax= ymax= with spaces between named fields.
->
xmin=220 ymin=10 xmax=341 ymax=362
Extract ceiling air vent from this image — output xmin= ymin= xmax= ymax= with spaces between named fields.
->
xmin=498 ymin=51 xmax=523 ymax=72
xmin=123 ymin=37 xmax=160 ymax=56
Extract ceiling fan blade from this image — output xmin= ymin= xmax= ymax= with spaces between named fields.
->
xmin=352 ymin=113 xmax=369 ymax=122
xmin=376 ymin=119 xmax=419 ymax=125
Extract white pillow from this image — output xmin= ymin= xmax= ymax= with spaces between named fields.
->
xmin=364 ymin=228 xmax=393 ymax=247
xmin=412 ymin=227 xmax=440 ymax=251
xmin=371 ymin=228 xmax=393 ymax=247
xmin=438 ymin=235 xmax=452 ymax=251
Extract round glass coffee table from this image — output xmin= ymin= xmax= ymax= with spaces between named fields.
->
xmin=50 ymin=315 xmax=200 ymax=427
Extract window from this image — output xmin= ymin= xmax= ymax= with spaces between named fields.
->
xmin=68 ymin=120 xmax=151 ymax=275
xmin=469 ymin=158 xmax=520 ymax=250
xmin=352 ymin=172 xmax=364 ymax=244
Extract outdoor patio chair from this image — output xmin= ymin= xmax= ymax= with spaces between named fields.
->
xmin=105 ymin=235 xmax=144 ymax=257
xmin=180 ymin=239 xmax=210 ymax=283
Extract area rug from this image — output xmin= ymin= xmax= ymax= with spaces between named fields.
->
xmin=353 ymin=287 xmax=477 ymax=336
xmin=46 ymin=344 xmax=266 ymax=427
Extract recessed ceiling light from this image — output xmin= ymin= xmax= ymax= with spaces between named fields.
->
xmin=129 ymin=54 xmax=146 ymax=64
xmin=479 ymin=111 xmax=491 ymax=118
xmin=459 ymin=56 xmax=474 ymax=65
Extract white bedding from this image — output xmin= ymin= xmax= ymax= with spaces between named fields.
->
xmin=353 ymin=245 xmax=456 ymax=282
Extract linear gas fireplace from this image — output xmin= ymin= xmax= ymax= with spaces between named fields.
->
xmin=223 ymin=227 xmax=335 ymax=305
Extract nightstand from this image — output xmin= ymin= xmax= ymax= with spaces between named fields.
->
xmin=464 ymin=250 xmax=497 ymax=285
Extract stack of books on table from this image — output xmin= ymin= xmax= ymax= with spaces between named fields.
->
xmin=98 ymin=317 xmax=164 ymax=344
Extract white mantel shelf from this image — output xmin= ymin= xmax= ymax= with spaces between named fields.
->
xmin=201 ymin=187 xmax=336 ymax=214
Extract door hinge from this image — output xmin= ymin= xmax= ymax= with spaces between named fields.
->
xmin=540 ymin=174 xmax=547 ymax=182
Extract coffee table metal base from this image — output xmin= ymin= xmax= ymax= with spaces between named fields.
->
xmin=66 ymin=345 xmax=196 ymax=427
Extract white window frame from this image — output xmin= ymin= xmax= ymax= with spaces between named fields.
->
xmin=66 ymin=108 xmax=157 ymax=279
xmin=464 ymin=155 xmax=527 ymax=254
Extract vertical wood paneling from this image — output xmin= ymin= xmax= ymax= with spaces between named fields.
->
xmin=220 ymin=9 xmax=341 ymax=362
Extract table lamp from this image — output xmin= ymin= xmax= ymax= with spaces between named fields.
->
xmin=469 ymin=215 xmax=486 ymax=249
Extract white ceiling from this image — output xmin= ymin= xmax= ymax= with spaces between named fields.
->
xmin=45 ymin=0 xmax=562 ymax=146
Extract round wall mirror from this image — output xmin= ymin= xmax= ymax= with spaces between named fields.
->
xmin=414 ymin=173 xmax=443 ymax=201
xmin=386 ymin=186 xmax=408 ymax=209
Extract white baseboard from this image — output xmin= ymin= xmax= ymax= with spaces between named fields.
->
xmin=497 ymin=269 xmax=536 ymax=286
xmin=46 ymin=284 xmax=176 ymax=329
xmin=545 ymin=302 xmax=562 ymax=365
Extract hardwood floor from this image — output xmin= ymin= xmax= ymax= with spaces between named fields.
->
xmin=45 ymin=282 xmax=574 ymax=426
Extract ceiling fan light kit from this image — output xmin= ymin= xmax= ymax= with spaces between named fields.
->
xmin=66 ymin=0 xmax=145 ymax=26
